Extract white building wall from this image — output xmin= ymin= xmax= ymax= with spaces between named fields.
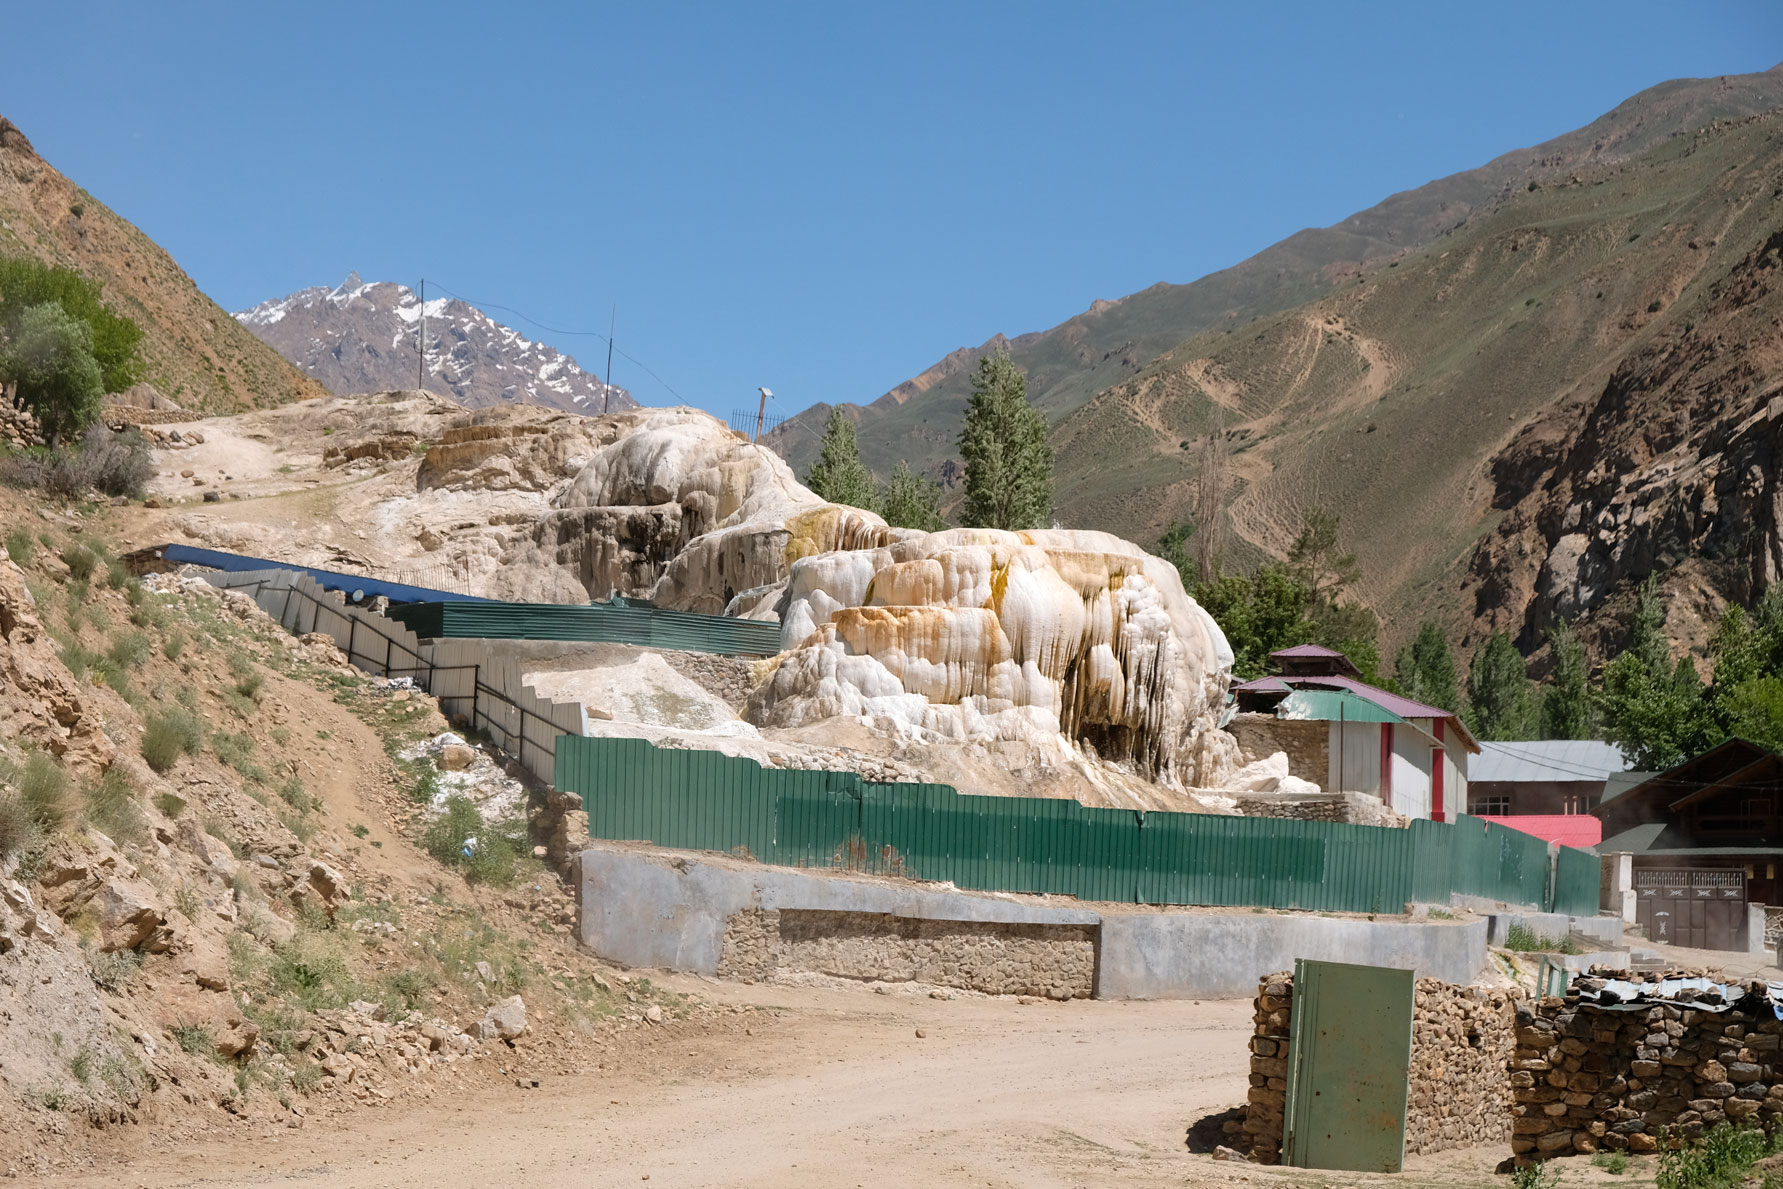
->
xmin=1391 ymin=728 xmax=1434 ymax=821
xmin=1328 ymin=721 xmax=1383 ymax=796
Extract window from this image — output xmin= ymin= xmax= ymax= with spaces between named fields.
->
xmin=1470 ymin=796 xmax=1510 ymax=816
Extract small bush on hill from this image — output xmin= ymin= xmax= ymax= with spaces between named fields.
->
xmin=3 ymin=528 xmax=34 ymax=566
xmin=0 ymin=791 xmax=34 ymax=857
xmin=60 ymin=543 xmax=97 ymax=581
xmin=0 ymin=426 xmax=154 ymax=498
xmin=86 ymin=765 xmax=145 ymax=844
xmin=422 ymin=794 xmax=524 ymax=886
xmin=19 ymin=752 xmax=69 ymax=830
xmin=141 ymin=707 xmax=203 ymax=773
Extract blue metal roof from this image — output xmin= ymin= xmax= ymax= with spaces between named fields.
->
xmin=148 ymin=544 xmax=496 ymax=606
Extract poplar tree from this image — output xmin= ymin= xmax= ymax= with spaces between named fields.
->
xmin=1396 ymin=622 xmax=1461 ymax=712
xmin=1539 ymin=619 xmax=1595 ymax=739
xmin=1466 ymin=631 xmax=1538 ymax=740
xmin=803 ymin=407 xmax=878 ymax=511
xmin=958 ymin=351 xmax=1052 ymax=530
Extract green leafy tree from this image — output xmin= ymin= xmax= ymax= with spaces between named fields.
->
xmin=1191 ymin=564 xmax=1316 ymax=681
xmin=879 ymin=460 xmax=948 ymax=531
xmin=1396 ymin=622 xmax=1461 ymax=712
xmin=0 ymin=256 xmax=142 ymax=393
xmin=958 ymin=351 xmax=1052 ymax=530
xmin=1538 ymin=619 xmax=1595 ymax=739
xmin=1288 ymin=509 xmax=1361 ymax=608
xmin=1601 ymin=578 xmax=1712 ymax=769
xmin=803 ymin=407 xmax=878 ymax=511
xmin=0 ymin=302 xmax=104 ymax=444
xmin=1466 ymin=631 xmax=1539 ymax=740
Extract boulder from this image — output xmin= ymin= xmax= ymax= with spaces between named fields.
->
xmin=475 ymin=995 xmax=527 ymax=1041
xmin=439 ymin=744 xmax=477 ymax=771
xmin=95 ymin=877 xmax=174 ymax=952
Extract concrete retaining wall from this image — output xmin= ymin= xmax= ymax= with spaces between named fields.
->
xmin=1096 ymin=911 xmax=1489 ymax=999
xmin=576 ymin=843 xmax=1492 ymax=999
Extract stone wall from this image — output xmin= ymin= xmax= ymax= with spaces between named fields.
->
xmin=1229 ymin=713 xmax=1328 ymax=783
xmin=716 ymin=907 xmax=1095 ymax=999
xmin=1238 ymin=972 xmax=1516 ymax=1163
xmin=1764 ymin=905 xmax=1783 ymax=949
xmin=1235 ymin=790 xmax=1408 ymax=828
xmin=1510 ymin=978 xmax=1783 ymax=1164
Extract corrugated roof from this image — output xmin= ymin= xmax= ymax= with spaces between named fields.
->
xmin=1471 ymin=740 xmax=1629 ymax=784
xmin=147 ymin=544 xmax=495 ymax=606
xmin=1271 ymin=644 xmax=1347 ymax=659
xmin=1598 ymin=820 xmax=1783 ymax=857
xmin=1476 ymin=814 xmax=1603 ymax=849
xmin=1598 ymin=770 xmax=1656 ymax=805
xmin=1278 ymin=688 xmax=1403 ymax=724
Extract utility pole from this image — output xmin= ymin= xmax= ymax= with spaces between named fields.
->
xmin=603 ymin=305 xmax=616 ymax=415
xmin=754 ymin=386 xmax=773 ymax=443
xmin=417 ymin=278 xmax=426 ymax=392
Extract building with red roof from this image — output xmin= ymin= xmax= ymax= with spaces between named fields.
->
xmin=1227 ymin=646 xmax=1479 ymax=822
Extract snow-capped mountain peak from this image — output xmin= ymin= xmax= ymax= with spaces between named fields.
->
xmin=234 ymin=276 xmax=635 ymax=414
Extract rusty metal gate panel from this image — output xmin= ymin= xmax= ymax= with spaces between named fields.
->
xmin=1635 ymin=869 xmax=1746 ymax=950
xmin=1283 ymin=959 xmax=1414 ymax=1173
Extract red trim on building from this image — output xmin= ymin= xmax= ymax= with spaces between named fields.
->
xmin=1432 ymin=718 xmax=1446 ymax=823
xmin=1379 ymin=723 xmax=1393 ymax=808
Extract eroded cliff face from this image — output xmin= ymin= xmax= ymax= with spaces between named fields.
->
xmin=749 ymin=528 xmax=1238 ymax=791
xmin=1466 ymin=222 xmax=1783 ymax=656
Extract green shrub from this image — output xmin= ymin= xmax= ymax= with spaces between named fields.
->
xmin=1592 ymin=1149 xmax=1630 ymax=1175
xmin=19 ymin=752 xmax=69 ymax=830
xmin=171 ymin=1023 xmax=215 ymax=1058
xmin=162 ymin=629 xmax=185 ymax=661
xmin=85 ymin=945 xmax=142 ymax=992
xmin=1655 ymin=1121 xmax=1776 ymax=1189
xmin=212 ymin=730 xmax=267 ymax=784
xmin=154 ymin=791 xmax=186 ymax=818
xmin=422 ymin=794 xmax=523 ymax=886
xmin=409 ymin=760 xmax=442 ymax=805
xmin=0 ymin=427 xmax=154 ymax=497
xmin=141 ymin=707 xmax=203 ymax=773
xmin=0 ymin=791 xmax=35 ymax=857
xmin=4 ymin=528 xmax=34 ymax=566
xmin=1510 ymin=1160 xmax=1559 ymax=1189
xmin=268 ymin=931 xmax=357 ymax=1011
xmin=86 ymin=765 xmax=145 ymax=844
xmin=60 ymin=543 xmax=97 ymax=581
xmin=106 ymin=632 xmax=148 ymax=669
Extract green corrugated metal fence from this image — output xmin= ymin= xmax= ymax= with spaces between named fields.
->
xmin=555 ymin=736 xmax=1602 ymax=916
xmin=388 ymin=600 xmax=784 ymax=656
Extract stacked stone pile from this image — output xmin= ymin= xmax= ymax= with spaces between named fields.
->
xmin=0 ymin=382 xmax=43 ymax=448
xmin=1237 ymin=972 xmax=1516 ymax=1163
xmin=1510 ymin=971 xmax=1783 ymax=1165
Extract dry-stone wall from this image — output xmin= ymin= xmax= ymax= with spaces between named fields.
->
xmin=1234 ymin=791 xmax=1408 ymax=827
xmin=717 ymin=907 xmax=1094 ymax=999
xmin=1229 ymin=714 xmax=1328 ymax=780
xmin=1510 ymin=976 xmax=1783 ymax=1164
xmin=1237 ymin=972 xmax=1516 ymax=1162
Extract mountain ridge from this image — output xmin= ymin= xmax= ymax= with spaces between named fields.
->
xmin=236 ymin=276 xmax=636 ymax=414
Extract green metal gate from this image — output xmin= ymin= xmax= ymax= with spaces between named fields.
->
xmin=1283 ymin=959 xmax=1415 ymax=1173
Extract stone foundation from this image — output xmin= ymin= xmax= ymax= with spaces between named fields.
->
xmin=1235 ymin=790 xmax=1408 ymax=827
xmin=1510 ymin=978 xmax=1783 ymax=1163
xmin=1239 ymin=971 xmax=1516 ymax=1163
xmin=717 ymin=907 xmax=1095 ymax=999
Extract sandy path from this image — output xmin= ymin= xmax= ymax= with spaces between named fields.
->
xmin=42 ymin=979 xmax=1515 ymax=1189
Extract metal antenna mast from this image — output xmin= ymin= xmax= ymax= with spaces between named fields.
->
xmin=417 ymin=278 xmax=426 ymax=391
xmin=603 ymin=305 xmax=616 ymax=415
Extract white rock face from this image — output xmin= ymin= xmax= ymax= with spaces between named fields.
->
xmin=749 ymin=527 xmax=1239 ymax=790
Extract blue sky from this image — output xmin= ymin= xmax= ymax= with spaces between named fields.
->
xmin=5 ymin=2 xmax=1779 ymax=418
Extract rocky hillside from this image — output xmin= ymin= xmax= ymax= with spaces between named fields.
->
xmin=0 ymin=117 xmax=326 ymax=414
xmin=765 ymin=63 xmax=1783 ymax=492
xmin=237 ymin=276 xmax=636 ymax=414
xmin=1055 ymin=107 xmax=1783 ymax=658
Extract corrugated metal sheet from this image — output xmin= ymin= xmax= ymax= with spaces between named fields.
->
xmin=145 ymin=544 xmax=495 ymax=605
xmin=387 ymin=600 xmax=783 ymax=657
xmin=1279 ymin=689 xmax=1402 ymax=724
xmin=1471 ymin=741 xmax=1629 ymax=784
xmin=556 ymin=736 xmax=1600 ymax=915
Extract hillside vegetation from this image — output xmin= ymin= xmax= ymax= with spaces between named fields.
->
xmin=1055 ymin=108 xmax=1783 ymax=657
xmin=0 ymin=117 xmax=325 ymax=413
xmin=767 ymin=65 xmax=1783 ymax=490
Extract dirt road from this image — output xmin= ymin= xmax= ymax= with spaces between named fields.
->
xmin=46 ymin=979 xmax=1515 ymax=1189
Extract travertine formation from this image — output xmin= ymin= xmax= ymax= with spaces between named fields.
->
xmin=717 ymin=907 xmax=1095 ymax=1000
xmin=1510 ymin=978 xmax=1783 ymax=1163
xmin=752 ymin=526 xmax=1238 ymax=789
xmin=1239 ymin=972 xmax=1516 ymax=1162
